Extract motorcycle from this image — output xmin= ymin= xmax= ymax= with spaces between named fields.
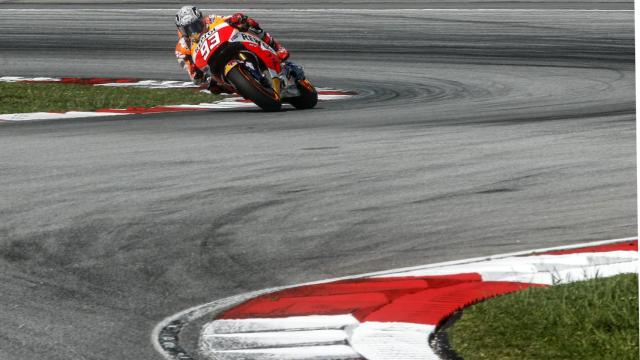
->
xmin=192 ymin=22 xmax=318 ymax=112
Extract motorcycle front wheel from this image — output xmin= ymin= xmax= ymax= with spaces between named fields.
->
xmin=226 ymin=65 xmax=282 ymax=112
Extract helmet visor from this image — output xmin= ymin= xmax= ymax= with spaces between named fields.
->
xmin=182 ymin=21 xmax=204 ymax=36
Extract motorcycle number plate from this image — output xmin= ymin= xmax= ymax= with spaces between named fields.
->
xmin=198 ymin=31 xmax=222 ymax=61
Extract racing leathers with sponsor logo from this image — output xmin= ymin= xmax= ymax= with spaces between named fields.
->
xmin=175 ymin=6 xmax=290 ymax=93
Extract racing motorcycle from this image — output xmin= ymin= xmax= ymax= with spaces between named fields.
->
xmin=193 ymin=22 xmax=318 ymax=111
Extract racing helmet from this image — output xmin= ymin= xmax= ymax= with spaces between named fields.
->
xmin=175 ymin=6 xmax=205 ymax=37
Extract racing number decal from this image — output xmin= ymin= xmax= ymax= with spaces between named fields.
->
xmin=199 ymin=31 xmax=221 ymax=60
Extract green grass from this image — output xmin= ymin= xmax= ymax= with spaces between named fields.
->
xmin=0 ymin=82 xmax=222 ymax=113
xmin=448 ymin=274 xmax=639 ymax=360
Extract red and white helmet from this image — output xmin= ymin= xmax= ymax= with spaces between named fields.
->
xmin=175 ymin=5 xmax=205 ymax=37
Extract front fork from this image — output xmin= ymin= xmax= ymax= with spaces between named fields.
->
xmin=224 ymin=57 xmax=283 ymax=100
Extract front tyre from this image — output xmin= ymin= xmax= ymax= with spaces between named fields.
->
xmin=288 ymin=79 xmax=318 ymax=110
xmin=226 ymin=65 xmax=281 ymax=112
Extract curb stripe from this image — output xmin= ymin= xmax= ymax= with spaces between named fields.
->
xmin=220 ymin=274 xmax=482 ymax=321
xmin=151 ymin=237 xmax=637 ymax=360
xmin=362 ymin=281 xmax=543 ymax=325
xmin=205 ymin=345 xmax=361 ymax=360
xmin=207 ymin=315 xmax=359 ymax=334
xmin=351 ymin=322 xmax=437 ymax=360
xmin=0 ymin=76 xmax=356 ymax=121
xmin=202 ymin=240 xmax=637 ymax=360
xmin=94 ymin=106 xmax=204 ymax=114
xmin=58 ymin=77 xmax=138 ymax=85
xmin=541 ymin=240 xmax=637 ymax=255
xmin=362 ymin=237 xmax=638 ymax=279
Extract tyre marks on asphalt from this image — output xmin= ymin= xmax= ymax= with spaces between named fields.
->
xmin=152 ymin=238 xmax=637 ymax=360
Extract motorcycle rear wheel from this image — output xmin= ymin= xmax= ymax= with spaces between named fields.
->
xmin=226 ymin=65 xmax=282 ymax=112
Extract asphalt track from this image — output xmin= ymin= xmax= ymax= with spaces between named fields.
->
xmin=0 ymin=1 xmax=636 ymax=360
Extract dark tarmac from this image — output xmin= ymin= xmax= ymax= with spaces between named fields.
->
xmin=0 ymin=1 xmax=635 ymax=359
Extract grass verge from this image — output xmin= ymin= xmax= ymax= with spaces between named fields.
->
xmin=0 ymin=82 xmax=222 ymax=113
xmin=448 ymin=274 xmax=639 ymax=360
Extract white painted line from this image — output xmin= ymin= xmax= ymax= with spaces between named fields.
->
xmin=203 ymin=345 xmax=361 ymax=360
xmin=0 ymin=94 xmax=353 ymax=122
xmin=362 ymin=237 xmax=637 ymax=279
xmin=171 ymin=100 xmax=256 ymax=110
xmin=317 ymin=94 xmax=355 ymax=100
xmin=202 ymin=329 xmax=349 ymax=350
xmin=495 ymin=260 xmax=638 ymax=285
xmin=0 ymin=76 xmax=61 ymax=82
xmin=350 ymin=322 xmax=438 ymax=360
xmin=0 ymin=111 xmax=126 ymax=121
xmin=378 ymin=250 xmax=638 ymax=280
xmin=206 ymin=315 xmax=359 ymax=334
xmin=95 ymin=80 xmax=196 ymax=89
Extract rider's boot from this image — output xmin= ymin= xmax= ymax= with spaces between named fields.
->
xmin=283 ymin=61 xmax=305 ymax=81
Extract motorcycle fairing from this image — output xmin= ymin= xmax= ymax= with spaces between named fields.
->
xmin=193 ymin=23 xmax=282 ymax=77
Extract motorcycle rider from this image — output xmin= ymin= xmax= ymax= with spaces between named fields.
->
xmin=174 ymin=5 xmax=290 ymax=93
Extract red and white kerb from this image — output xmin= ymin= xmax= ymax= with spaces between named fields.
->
xmin=200 ymin=240 xmax=637 ymax=360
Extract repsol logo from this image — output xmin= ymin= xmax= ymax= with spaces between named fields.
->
xmin=241 ymin=33 xmax=260 ymax=44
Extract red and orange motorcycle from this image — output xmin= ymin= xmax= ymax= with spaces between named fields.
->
xmin=193 ymin=22 xmax=318 ymax=111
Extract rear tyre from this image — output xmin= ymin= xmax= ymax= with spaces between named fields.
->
xmin=226 ymin=65 xmax=282 ymax=112
xmin=288 ymin=79 xmax=318 ymax=110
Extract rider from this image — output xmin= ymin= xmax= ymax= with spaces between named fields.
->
xmin=174 ymin=5 xmax=290 ymax=93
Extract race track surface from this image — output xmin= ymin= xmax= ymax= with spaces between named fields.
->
xmin=0 ymin=1 xmax=635 ymax=359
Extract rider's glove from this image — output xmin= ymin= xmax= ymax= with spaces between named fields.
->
xmin=192 ymin=69 xmax=205 ymax=85
xmin=229 ymin=13 xmax=250 ymax=32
